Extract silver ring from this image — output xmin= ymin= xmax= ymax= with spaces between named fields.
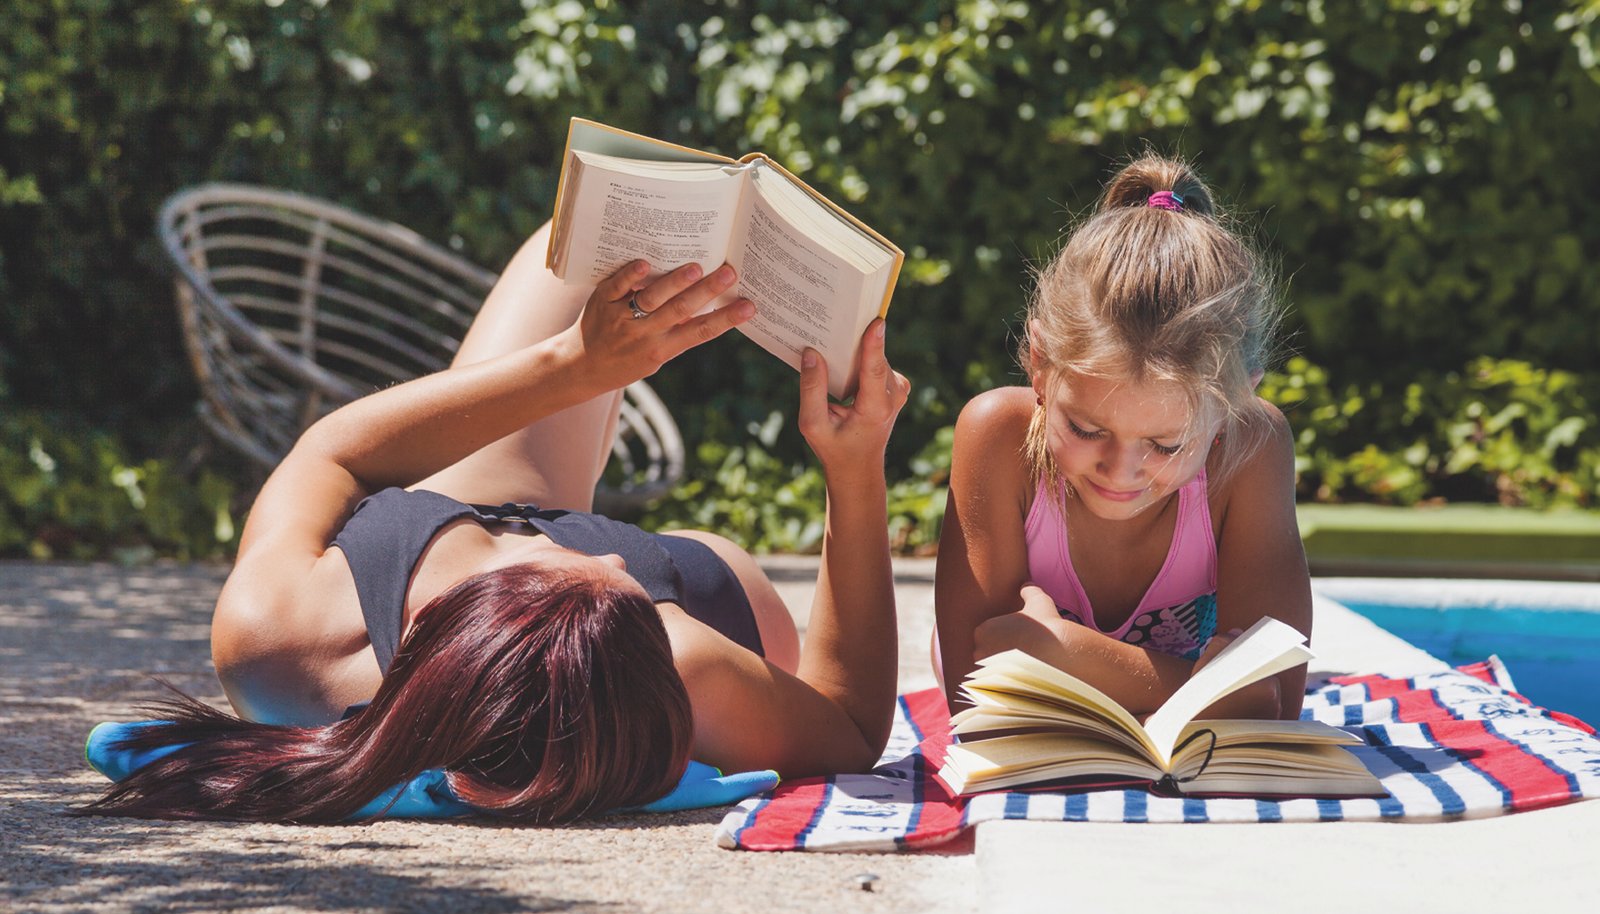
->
xmin=627 ymin=295 xmax=648 ymax=320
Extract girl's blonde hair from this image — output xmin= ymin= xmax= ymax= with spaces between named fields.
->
xmin=1023 ymin=152 xmax=1283 ymax=493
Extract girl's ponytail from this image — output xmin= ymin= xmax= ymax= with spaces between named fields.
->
xmin=1098 ymin=155 xmax=1216 ymax=218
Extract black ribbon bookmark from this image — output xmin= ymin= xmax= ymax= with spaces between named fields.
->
xmin=1152 ymin=727 xmax=1218 ymax=797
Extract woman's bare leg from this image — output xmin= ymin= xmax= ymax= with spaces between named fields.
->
xmin=415 ymin=222 xmax=622 ymax=510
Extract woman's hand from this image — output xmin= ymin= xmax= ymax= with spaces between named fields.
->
xmin=796 ymin=320 xmax=910 ymax=480
xmin=566 ymin=259 xmax=755 ymax=392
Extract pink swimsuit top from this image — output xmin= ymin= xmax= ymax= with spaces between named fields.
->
xmin=1025 ymin=471 xmax=1219 ymax=661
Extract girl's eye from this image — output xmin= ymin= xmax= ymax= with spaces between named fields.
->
xmin=1066 ymin=419 xmax=1105 ymax=441
xmin=1151 ymin=441 xmax=1184 ymax=457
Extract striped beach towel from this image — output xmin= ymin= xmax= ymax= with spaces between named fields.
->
xmin=716 ymin=662 xmax=1600 ymax=852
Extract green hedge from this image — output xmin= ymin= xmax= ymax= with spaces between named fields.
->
xmin=2 ymin=0 xmax=1597 ymax=556
xmin=0 ymin=407 xmax=238 ymax=560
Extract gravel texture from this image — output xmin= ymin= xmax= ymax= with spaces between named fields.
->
xmin=0 ymin=558 xmax=976 ymax=914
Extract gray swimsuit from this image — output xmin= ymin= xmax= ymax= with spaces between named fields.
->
xmin=331 ymin=487 xmax=764 ymax=674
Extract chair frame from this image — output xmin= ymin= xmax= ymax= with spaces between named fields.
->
xmin=159 ymin=182 xmax=683 ymax=513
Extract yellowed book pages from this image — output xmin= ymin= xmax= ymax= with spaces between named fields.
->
xmin=547 ymin=117 xmax=904 ymax=399
xmin=941 ymin=618 xmax=1386 ymax=798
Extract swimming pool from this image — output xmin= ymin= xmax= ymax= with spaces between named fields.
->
xmin=1313 ymin=578 xmax=1600 ymax=727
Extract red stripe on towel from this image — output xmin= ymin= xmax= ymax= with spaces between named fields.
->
xmin=737 ymin=778 xmax=833 ymax=851
xmin=1339 ymin=672 xmax=1578 ymax=811
xmin=1422 ymin=719 xmax=1578 ymax=812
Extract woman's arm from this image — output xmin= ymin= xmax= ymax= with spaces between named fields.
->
xmin=212 ymin=261 xmax=753 ymax=722
xmin=672 ymin=322 xmax=911 ymax=775
xmin=235 ymin=261 xmax=750 ymax=565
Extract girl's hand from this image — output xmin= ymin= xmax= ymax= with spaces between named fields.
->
xmin=1192 ymin=626 xmax=1244 ymax=674
xmin=1191 ymin=626 xmax=1283 ymax=720
xmin=972 ymin=585 xmax=1075 ymax=663
xmin=796 ymin=320 xmax=910 ymax=480
xmin=570 ymin=260 xmax=755 ymax=390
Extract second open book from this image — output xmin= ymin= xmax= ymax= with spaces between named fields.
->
xmin=938 ymin=617 xmax=1386 ymax=798
xmin=547 ymin=118 xmax=903 ymax=400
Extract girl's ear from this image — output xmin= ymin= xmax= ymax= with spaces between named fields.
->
xmin=1250 ymin=368 xmax=1265 ymax=389
xmin=1027 ymin=319 xmax=1046 ymax=390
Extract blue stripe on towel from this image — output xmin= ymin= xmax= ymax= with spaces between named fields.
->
xmin=1003 ymin=792 xmax=1031 ymax=820
xmin=1371 ymin=742 xmax=1466 ymax=815
xmin=1255 ymin=799 xmax=1282 ymax=822
xmin=900 ymin=695 xmax=924 ymax=744
xmin=1123 ymin=789 xmax=1148 ymax=823
xmin=1316 ymin=798 xmax=1345 ymax=821
xmin=794 ymin=781 xmax=834 ymax=847
xmin=1182 ymin=797 xmax=1209 ymax=822
xmin=1065 ymin=791 xmax=1089 ymax=821
xmin=1376 ymin=789 xmax=1407 ymax=818
xmin=898 ymin=734 xmax=926 ymax=848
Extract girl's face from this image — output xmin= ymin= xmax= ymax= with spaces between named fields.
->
xmin=1036 ymin=368 xmax=1217 ymax=522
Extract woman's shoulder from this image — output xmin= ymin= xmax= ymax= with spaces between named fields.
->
xmin=211 ymin=545 xmax=381 ymax=725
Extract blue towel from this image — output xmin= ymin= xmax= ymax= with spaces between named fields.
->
xmin=85 ymin=721 xmax=778 ymax=819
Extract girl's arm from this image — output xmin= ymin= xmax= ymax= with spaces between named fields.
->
xmin=671 ymin=322 xmax=912 ymax=775
xmin=933 ymin=388 xmax=1040 ymax=709
xmin=1210 ymin=403 xmax=1312 ymax=719
xmin=970 ymin=588 xmax=1278 ymax=720
xmin=931 ymin=390 xmax=1193 ymax=713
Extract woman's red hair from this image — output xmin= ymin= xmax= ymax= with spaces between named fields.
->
xmin=77 ymin=565 xmax=693 ymax=823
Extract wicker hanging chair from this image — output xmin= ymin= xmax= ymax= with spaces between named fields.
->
xmin=158 ymin=183 xmax=683 ymax=513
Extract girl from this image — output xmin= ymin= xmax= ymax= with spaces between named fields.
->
xmin=83 ymin=221 xmax=911 ymax=822
xmin=935 ymin=154 xmax=1309 ymax=721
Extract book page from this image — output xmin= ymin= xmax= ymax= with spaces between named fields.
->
xmin=1142 ymin=617 xmax=1314 ymax=762
xmin=721 ymin=166 xmax=870 ymax=399
xmin=567 ymin=118 xmax=733 ymax=165
xmin=560 ymin=152 xmax=746 ymax=285
xmin=1179 ymin=742 xmax=1384 ymax=796
xmin=959 ymin=650 xmax=1163 ymax=762
xmin=939 ymin=734 xmax=1165 ymax=794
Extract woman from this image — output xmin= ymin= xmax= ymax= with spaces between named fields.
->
xmin=83 ymin=222 xmax=910 ymax=822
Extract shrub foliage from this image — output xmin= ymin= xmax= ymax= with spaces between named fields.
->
xmin=2 ymin=0 xmax=1597 ymax=555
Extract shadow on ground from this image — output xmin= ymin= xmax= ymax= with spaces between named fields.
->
xmin=0 ymin=561 xmax=974 ymax=914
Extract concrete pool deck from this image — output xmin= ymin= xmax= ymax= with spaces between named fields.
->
xmin=979 ymin=585 xmax=1600 ymax=913
xmin=3 ymin=558 xmax=1597 ymax=912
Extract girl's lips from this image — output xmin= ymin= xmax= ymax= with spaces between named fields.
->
xmin=1087 ymin=480 xmax=1145 ymax=502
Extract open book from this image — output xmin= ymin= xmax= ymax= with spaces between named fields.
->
xmin=938 ymin=617 xmax=1386 ymax=798
xmin=546 ymin=118 xmax=904 ymax=399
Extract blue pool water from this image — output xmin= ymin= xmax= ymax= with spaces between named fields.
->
xmin=1321 ymin=580 xmax=1600 ymax=727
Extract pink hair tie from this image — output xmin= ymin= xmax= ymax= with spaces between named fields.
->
xmin=1147 ymin=191 xmax=1185 ymax=212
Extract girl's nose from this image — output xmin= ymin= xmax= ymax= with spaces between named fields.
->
xmin=598 ymin=552 xmax=627 ymax=571
xmin=1098 ymin=441 xmax=1146 ymax=483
